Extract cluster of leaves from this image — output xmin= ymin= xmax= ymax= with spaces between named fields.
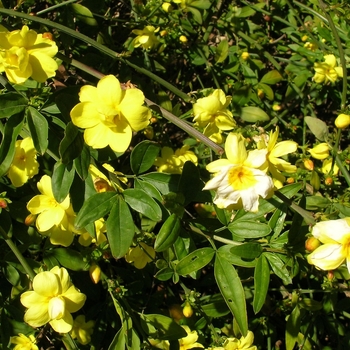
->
xmin=1 ymin=0 xmax=350 ymax=349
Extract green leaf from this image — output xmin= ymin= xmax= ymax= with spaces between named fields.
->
xmin=157 ymin=89 xmax=172 ymax=112
xmin=70 ymin=3 xmax=98 ymax=26
xmin=256 ymin=83 xmax=274 ymax=100
xmin=26 ymin=106 xmax=48 ymax=155
xmin=260 ymin=70 xmax=283 ymax=84
xmin=0 ymin=112 xmax=25 ymax=177
xmin=217 ymin=245 xmax=256 ymax=268
xmin=51 ymin=161 xmax=75 ymax=203
xmin=59 ymin=122 xmax=84 ymax=164
xmin=123 ymin=188 xmax=162 ymax=221
xmin=286 ymin=305 xmax=301 ymax=350
xmin=108 ymin=326 xmax=126 ymax=350
xmin=231 ymin=85 xmax=251 ymax=106
xmin=241 ymin=64 xmax=258 ymax=85
xmin=253 ymin=255 xmax=270 ymax=313
xmin=134 ymin=178 xmax=162 ymax=202
xmin=230 ymin=243 xmax=263 ymax=259
xmin=74 ymin=145 xmax=90 ymax=180
xmin=49 ymin=248 xmax=89 ymax=271
xmin=75 ymin=192 xmax=118 ymax=229
xmin=264 ymin=252 xmax=292 ymax=284
xmin=155 ymin=267 xmax=174 ymax=281
xmin=228 ymin=220 xmax=271 ymax=238
xmin=140 ymin=314 xmax=187 ymax=341
xmin=154 ymin=214 xmax=181 ymax=252
xmin=240 ymin=106 xmax=270 ymax=123
xmin=202 ymin=294 xmax=230 ymax=317
xmin=304 ymin=116 xmax=328 ymax=141
xmin=140 ymin=172 xmax=180 ymax=194
xmin=130 ymin=141 xmax=160 ymax=175
xmin=214 ymin=253 xmax=248 ymax=335
xmin=176 ymin=248 xmax=215 ymax=276
xmin=305 ymin=195 xmax=330 ymax=210
xmin=0 ymin=92 xmax=27 ymax=118
xmin=215 ymin=39 xmax=229 ymax=63
xmin=107 ymin=197 xmax=135 ymax=259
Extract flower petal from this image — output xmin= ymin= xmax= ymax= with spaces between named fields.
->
xmin=307 ymin=243 xmax=344 ymax=270
xmin=50 ymin=312 xmax=74 ymax=333
xmin=70 ymin=102 xmax=101 ymax=129
xmin=33 ymin=271 xmax=60 ymax=296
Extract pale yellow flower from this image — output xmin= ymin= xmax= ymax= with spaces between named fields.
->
xmin=321 ymin=158 xmax=339 ymax=175
xmin=149 ymin=338 xmax=170 ymax=350
xmin=21 ymin=267 xmax=86 ymax=333
xmin=125 ymin=243 xmax=156 ymax=269
xmin=132 ymin=26 xmax=159 ymax=50
xmin=70 ymin=315 xmax=94 ymax=345
xmin=258 ymin=127 xmax=298 ymax=189
xmin=78 ymin=218 xmax=107 ymax=246
xmin=307 ymin=143 xmax=330 ymax=160
xmin=313 ymin=54 xmax=343 ymax=84
xmin=307 ymin=218 xmax=350 ymax=272
xmin=0 ymin=25 xmax=58 ymax=84
xmin=179 ymin=325 xmax=204 ymax=350
xmin=7 ymin=137 xmax=39 ymax=187
xmin=223 ymin=330 xmax=257 ymax=350
xmin=70 ymin=75 xmax=151 ymax=153
xmin=204 ymin=133 xmax=274 ymax=212
xmin=10 ymin=333 xmax=38 ymax=350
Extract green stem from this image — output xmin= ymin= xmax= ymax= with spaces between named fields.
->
xmin=0 ymin=226 xmax=36 ymax=280
xmin=36 ymin=0 xmax=78 ymax=16
xmin=335 ymin=154 xmax=350 ymax=188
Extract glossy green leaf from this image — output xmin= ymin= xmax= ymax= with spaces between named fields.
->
xmin=241 ymin=64 xmax=258 ymax=85
xmin=260 ymin=70 xmax=283 ymax=84
xmin=240 ymin=106 xmax=270 ymax=123
xmin=140 ymin=314 xmax=187 ymax=341
xmin=253 ymin=255 xmax=270 ymax=313
xmin=74 ymin=145 xmax=90 ymax=180
xmin=304 ymin=116 xmax=328 ymax=141
xmin=155 ymin=214 xmax=181 ymax=252
xmin=49 ymin=248 xmax=89 ymax=271
xmin=230 ymin=243 xmax=262 ymax=259
xmin=108 ymin=326 xmax=125 ymax=350
xmin=75 ymin=191 xmax=118 ymax=229
xmin=59 ymin=122 xmax=84 ymax=164
xmin=286 ymin=305 xmax=301 ymax=350
xmin=231 ymin=85 xmax=251 ymax=106
xmin=107 ymin=197 xmax=135 ymax=259
xmin=130 ymin=140 xmax=160 ymax=175
xmin=157 ymin=89 xmax=172 ymax=112
xmin=265 ymin=252 xmax=292 ymax=285
xmin=71 ymin=3 xmax=98 ymax=26
xmin=51 ymin=161 xmax=75 ymax=203
xmin=298 ymin=298 xmax=322 ymax=311
xmin=155 ymin=267 xmax=174 ymax=281
xmin=214 ymin=253 xmax=248 ymax=335
xmin=123 ymin=188 xmax=162 ymax=221
xmin=215 ymin=39 xmax=229 ymax=63
xmin=0 ymin=92 xmax=27 ymax=118
xmin=217 ymin=245 xmax=256 ymax=268
xmin=256 ymin=83 xmax=274 ymax=100
xmin=176 ymin=248 xmax=215 ymax=276
xmin=134 ymin=178 xmax=162 ymax=202
xmin=0 ymin=112 xmax=25 ymax=177
xmin=228 ymin=220 xmax=271 ymax=238
xmin=26 ymin=106 xmax=48 ymax=155
xmin=202 ymin=294 xmax=230 ymax=317
xmin=140 ymin=172 xmax=180 ymax=195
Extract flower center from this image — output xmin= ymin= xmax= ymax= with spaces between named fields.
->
xmin=48 ymin=296 xmax=66 ymax=320
xmin=4 ymin=47 xmax=29 ymax=71
xmin=228 ymin=165 xmax=257 ymax=190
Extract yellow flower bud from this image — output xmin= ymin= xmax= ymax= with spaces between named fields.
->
xmin=183 ymin=302 xmax=193 ymax=318
xmin=301 ymin=35 xmax=308 ymax=42
xmin=286 ymin=177 xmax=295 ymax=184
xmin=305 ymin=237 xmax=321 ymax=252
xmin=257 ymin=89 xmax=264 ymax=99
xmin=272 ymin=104 xmax=282 ymax=111
xmin=160 ymin=30 xmax=168 ymax=37
xmin=169 ymin=304 xmax=184 ymax=322
xmin=162 ymin=2 xmax=173 ymax=12
xmin=335 ymin=113 xmax=350 ymax=129
xmin=241 ymin=51 xmax=249 ymax=60
xmin=303 ymin=159 xmax=314 ymax=171
xmin=179 ymin=35 xmax=188 ymax=43
xmin=325 ymin=177 xmax=333 ymax=186
xmin=89 ymin=264 xmax=101 ymax=284
xmin=307 ymin=143 xmax=330 ymax=160
xmin=310 ymin=170 xmax=320 ymax=191
xmin=25 ymin=213 xmax=37 ymax=226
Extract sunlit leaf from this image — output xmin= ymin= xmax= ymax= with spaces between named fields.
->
xmin=253 ymin=255 xmax=270 ymax=313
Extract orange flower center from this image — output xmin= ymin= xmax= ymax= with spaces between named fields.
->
xmin=228 ymin=166 xmax=257 ymax=190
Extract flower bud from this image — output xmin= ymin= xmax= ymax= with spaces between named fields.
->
xmin=162 ymin=2 xmax=173 ymax=12
xmin=301 ymin=35 xmax=308 ymax=42
xmin=307 ymin=143 xmax=329 ymax=160
xmin=325 ymin=177 xmax=333 ymax=186
xmin=0 ymin=199 xmax=7 ymax=209
xmin=327 ymin=270 xmax=334 ymax=280
xmin=241 ymin=52 xmax=249 ymax=60
xmin=257 ymin=89 xmax=264 ymax=99
xmin=169 ymin=304 xmax=184 ymax=322
xmin=272 ymin=104 xmax=282 ymax=111
xmin=183 ymin=302 xmax=193 ymax=318
xmin=286 ymin=177 xmax=295 ymax=184
xmin=335 ymin=113 xmax=350 ymax=129
xmin=305 ymin=237 xmax=321 ymax=252
xmin=89 ymin=264 xmax=101 ymax=284
xmin=303 ymin=159 xmax=314 ymax=171
xmin=179 ymin=35 xmax=188 ymax=43
xmin=310 ymin=170 xmax=320 ymax=191
xmin=25 ymin=213 xmax=37 ymax=226
xmin=143 ymin=126 xmax=154 ymax=140
xmin=160 ymin=30 xmax=167 ymax=37
xmin=42 ymin=32 xmax=53 ymax=40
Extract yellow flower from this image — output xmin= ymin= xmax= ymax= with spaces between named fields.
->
xmin=307 ymin=218 xmax=350 ymax=272
xmin=154 ymin=145 xmax=197 ymax=174
xmin=179 ymin=325 xmax=204 ymax=350
xmin=321 ymin=158 xmax=339 ymax=175
xmin=20 ymin=267 xmax=86 ymax=333
xmin=132 ymin=26 xmax=159 ymax=50
xmin=0 ymin=25 xmax=58 ymax=84
xmin=241 ymin=52 xmax=249 ymax=60
xmin=203 ymin=133 xmax=274 ymax=212
xmin=307 ymin=143 xmax=330 ymax=160
xmin=335 ymin=113 xmax=350 ymax=129
xmin=70 ymin=315 xmax=94 ymax=345
xmin=70 ymin=75 xmax=151 ymax=153
xmin=125 ymin=242 xmax=156 ymax=269
xmin=162 ymin=2 xmax=173 ymax=12
xmin=78 ymin=218 xmax=107 ymax=246
xmin=304 ymin=41 xmax=318 ymax=51
xmin=10 ymin=333 xmax=38 ymax=350
xmin=7 ymin=137 xmax=39 ymax=187
xmin=149 ymin=338 xmax=170 ymax=350
xmin=179 ymin=35 xmax=188 ymax=43
xmin=223 ymin=330 xmax=257 ymax=350
xmin=89 ymin=263 xmax=101 ymax=284
xmin=259 ymin=127 xmax=298 ymax=189
xmin=193 ymin=90 xmax=235 ymax=141
xmin=313 ymin=54 xmax=343 ymax=84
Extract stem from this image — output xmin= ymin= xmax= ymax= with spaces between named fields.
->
xmin=0 ymin=225 xmax=36 ymax=280
xmin=36 ymin=0 xmax=78 ymax=16
xmin=335 ymin=154 xmax=350 ymax=188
